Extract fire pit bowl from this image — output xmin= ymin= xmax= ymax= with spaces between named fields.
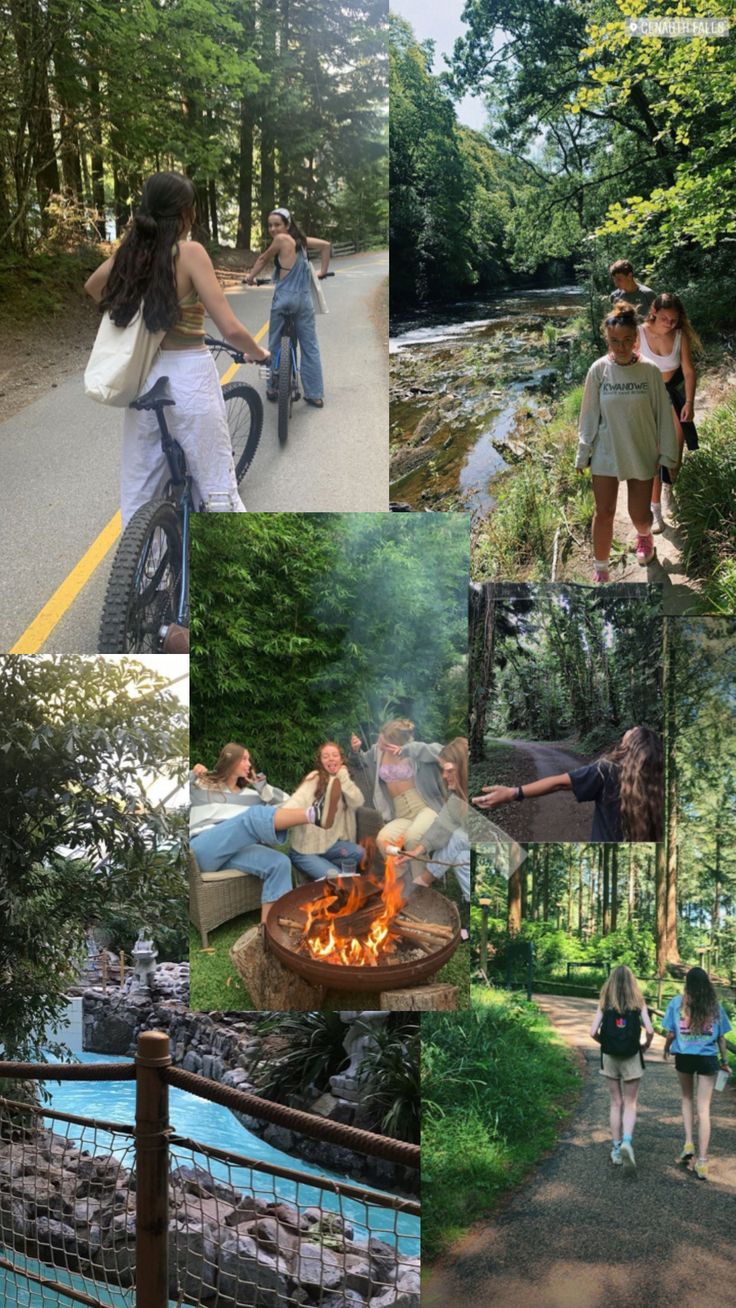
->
xmin=265 ymin=880 xmax=462 ymax=992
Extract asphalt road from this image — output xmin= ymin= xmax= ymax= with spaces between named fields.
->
xmin=0 ymin=251 xmax=388 ymax=654
xmin=425 ymin=994 xmax=736 ymax=1308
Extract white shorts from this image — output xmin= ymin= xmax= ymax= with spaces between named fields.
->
xmin=121 ymin=349 xmax=246 ymax=526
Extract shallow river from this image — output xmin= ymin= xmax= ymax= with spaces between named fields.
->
xmin=390 ymin=286 xmax=586 ymax=513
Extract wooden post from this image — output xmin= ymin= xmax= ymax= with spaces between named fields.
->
xmin=478 ymin=898 xmax=490 ymax=978
xmin=135 ymin=1030 xmax=170 ymax=1308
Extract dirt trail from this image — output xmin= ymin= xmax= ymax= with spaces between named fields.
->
xmin=608 ymin=359 xmax=736 ymax=614
xmin=424 ymin=994 xmax=736 ymax=1308
xmin=496 ymin=739 xmax=592 ymax=843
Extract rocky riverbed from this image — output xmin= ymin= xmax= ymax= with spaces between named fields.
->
xmin=390 ymin=288 xmax=585 ymax=512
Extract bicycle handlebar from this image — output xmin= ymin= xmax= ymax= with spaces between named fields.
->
xmin=205 ymin=336 xmax=270 ymax=366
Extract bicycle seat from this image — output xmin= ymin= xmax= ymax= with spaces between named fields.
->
xmin=130 ymin=377 xmax=175 ymax=411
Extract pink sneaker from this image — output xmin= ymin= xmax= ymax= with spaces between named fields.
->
xmin=635 ymin=534 xmax=655 ymax=565
xmin=592 ymin=566 xmax=610 ymax=583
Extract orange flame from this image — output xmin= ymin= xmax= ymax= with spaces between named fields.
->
xmin=298 ymin=854 xmax=407 ymax=967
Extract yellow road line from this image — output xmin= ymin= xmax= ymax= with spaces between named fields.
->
xmin=10 ymin=512 xmax=123 ymax=653
xmin=10 ymin=320 xmax=270 ymax=653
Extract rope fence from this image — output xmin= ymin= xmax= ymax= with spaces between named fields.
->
xmin=0 ymin=1032 xmax=420 ymax=1308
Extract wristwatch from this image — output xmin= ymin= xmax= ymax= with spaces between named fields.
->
xmin=514 ymin=786 xmax=524 ymax=802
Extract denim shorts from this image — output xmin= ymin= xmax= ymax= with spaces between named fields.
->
xmin=674 ymin=1053 xmax=719 ymax=1076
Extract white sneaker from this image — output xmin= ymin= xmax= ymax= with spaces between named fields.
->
xmin=611 ymin=1145 xmax=623 ymax=1165
xmin=651 ymin=504 xmax=665 ymax=534
xmin=620 ymin=1140 xmax=636 ymax=1173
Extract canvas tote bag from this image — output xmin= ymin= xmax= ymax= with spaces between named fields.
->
xmin=84 ymin=304 xmax=165 ymax=407
xmin=308 ymin=261 xmax=329 ymax=315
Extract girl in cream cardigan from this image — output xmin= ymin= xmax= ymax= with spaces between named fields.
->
xmin=283 ymin=741 xmax=366 ymax=879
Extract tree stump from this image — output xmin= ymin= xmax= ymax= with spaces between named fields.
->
xmin=378 ymin=984 xmax=459 ymax=1012
xmin=230 ymin=926 xmax=326 ymax=1010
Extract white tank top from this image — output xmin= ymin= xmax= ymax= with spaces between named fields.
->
xmin=638 ymin=322 xmax=681 ymax=372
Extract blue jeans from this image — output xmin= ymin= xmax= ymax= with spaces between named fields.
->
xmin=290 ymin=839 xmax=365 ymax=881
xmin=427 ymin=829 xmax=470 ymax=902
xmin=190 ymin=806 xmax=293 ymax=903
xmin=269 ymin=257 xmax=324 ymax=400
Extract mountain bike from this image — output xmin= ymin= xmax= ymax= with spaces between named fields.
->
xmin=98 ymin=344 xmax=265 ymax=653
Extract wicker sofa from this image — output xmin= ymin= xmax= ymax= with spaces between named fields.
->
xmin=189 ymin=799 xmax=384 ymax=948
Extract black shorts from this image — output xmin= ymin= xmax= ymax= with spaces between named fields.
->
xmin=674 ymin=1053 xmax=719 ymax=1076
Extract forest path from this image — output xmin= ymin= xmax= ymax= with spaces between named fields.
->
xmin=609 ymin=360 xmax=736 ymax=614
xmin=496 ymin=738 xmax=592 ymax=843
xmin=424 ymin=994 xmax=736 ymax=1308
xmin=611 ymin=486 xmax=696 ymax=614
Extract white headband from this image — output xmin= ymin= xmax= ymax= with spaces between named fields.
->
xmin=271 ymin=207 xmax=291 ymax=222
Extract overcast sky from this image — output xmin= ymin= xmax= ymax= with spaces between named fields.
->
xmin=391 ymin=0 xmax=488 ymax=131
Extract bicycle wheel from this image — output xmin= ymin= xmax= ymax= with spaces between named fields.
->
xmin=223 ymin=380 xmax=263 ymax=483
xmin=98 ymin=499 xmax=183 ymax=653
xmin=277 ymin=333 xmax=292 ymax=447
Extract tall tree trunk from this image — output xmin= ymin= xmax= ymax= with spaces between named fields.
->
xmin=208 ymin=178 xmax=219 ymax=245
xmin=236 ymin=101 xmax=255 ymax=248
xmin=602 ymin=845 xmax=610 ymax=935
xmin=610 ymin=845 xmax=618 ymax=931
xmin=663 ymin=618 xmax=681 ymax=963
xmin=88 ymin=69 xmax=106 ymax=239
xmin=542 ymin=845 xmax=550 ymax=922
xmin=259 ymin=0 xmax=278 ymax=231
xmin=655 ymin=842 xmax=668 ymax=976
xmin=507 ymin=870 xmax=522 ymax=935
xmin=469 ymin=585 xmax=496 ymax=761
xmin=628 ymin=846 xmax=636 ymax=919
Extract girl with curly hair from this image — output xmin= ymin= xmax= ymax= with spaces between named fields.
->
xmin=663 ymin=967 xmax=732 ymax=1179
xmin=472 ymin=726 xmax=663 ymax=842
xmin=85 ymin=171 xmax=269 ymax=526
xmin=282 ymin=741 xmax=366 ymax=880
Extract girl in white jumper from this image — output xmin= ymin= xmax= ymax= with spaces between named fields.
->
xmin=577 ymin=302 xmax=679 ymax=581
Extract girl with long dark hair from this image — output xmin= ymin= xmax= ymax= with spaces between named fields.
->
xmin=638 ymin=292 xmax=701 ymax=532
xmin=663 ymin=967 xmax=732 ymax=1179
xmin=472 ymin=726 xmax=663 ymax=842
xmin=85 ymin=171 xmax=269 ymax=525
xmin=283 ymin=741 xmax=366 ymax=880
xmin=243 ymin=207 xmax=331 ymax=407
xmin=576 ymin=301 xmax=679 ymax=580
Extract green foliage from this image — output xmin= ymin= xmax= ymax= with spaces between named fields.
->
xmin=190 ymin=514 xmax=469 ymax=788
xmin=422 ymin=991 xmax=580 ymax=1261
xmin=0 ymin=656 xmax=188 ymax=1060
xmin=355 ymin=1018 xmax=420 ymax=1142
xmin=254 ymin=1012 xmax=350 ymax=1103
xmin=2 ymin=1 xmax=387 ymax=255
xmin=672 ymin=396 xmax=736 ymax=608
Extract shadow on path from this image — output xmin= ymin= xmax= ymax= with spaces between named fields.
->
xmin=424 ymin=994 xmax=736 ymax=1308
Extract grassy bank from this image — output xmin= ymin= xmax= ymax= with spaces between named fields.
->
xmin=471 ymin=385 xmax=594 ymax=580
xmin=421 ymin=988 xmax=581 ymax=1263
xmin=471 ymin=370 xmax=736 ymax=603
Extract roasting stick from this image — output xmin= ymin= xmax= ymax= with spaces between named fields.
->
xmin=385 ymin=843 xmax=462 ymax=868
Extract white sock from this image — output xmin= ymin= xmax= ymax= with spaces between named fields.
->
xmin=594 ymin=559 xmax=609 ymax=569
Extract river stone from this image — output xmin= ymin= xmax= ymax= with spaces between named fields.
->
xmin=344 ymin=1254 xmax=375 ymax=1296
xmin=321 ymin=1294 xmax=367 ymax=1308
xmin=171 ymin=1162 xmax=242 ymax=1206
xmin=169 ymin=1218 xmax=217 ymax=1300
xmin=294 ymin=1241 xmax=344 ymax=1291
xmin=250 ymin=1217 xmax=300 ymax=1261
xmin=224 ymin=1195 xmax=273 ymax=1226
xmin=217 ymin=1234 xmax=291 ymax=1306
xmin=270 ymin=1201 xmax=309 ymax=1232
xmin=87 ymin=1012 xmax=137 ymax=1053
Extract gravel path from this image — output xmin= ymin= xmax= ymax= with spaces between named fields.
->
xmin=488 ymin=739 xmax=592 ymax=843
xmin=424 ymin=994 xmax=736 ymax=1308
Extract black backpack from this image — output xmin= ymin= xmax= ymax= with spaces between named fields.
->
xmin=599 ymin=1007 xmax=642 ymax=1058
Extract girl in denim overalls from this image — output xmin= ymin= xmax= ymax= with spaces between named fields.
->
xmin=244 ymin=208 xmax=331 ymax=406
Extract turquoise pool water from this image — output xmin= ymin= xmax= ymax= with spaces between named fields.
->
xmin=0 ymin=1051 xmax=419 ymax=1306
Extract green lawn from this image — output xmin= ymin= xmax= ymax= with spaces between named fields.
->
xmin=421 ymin=987 xmax=582 ymax=1263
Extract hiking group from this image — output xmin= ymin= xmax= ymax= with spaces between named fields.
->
xmin=578 ymin=259 xmax=701 ymax=583
xmin=590 ymin=964 xmax=732 ymax=1180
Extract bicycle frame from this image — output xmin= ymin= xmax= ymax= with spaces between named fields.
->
xmin=147 ymin=403 xmax=192 ymax=628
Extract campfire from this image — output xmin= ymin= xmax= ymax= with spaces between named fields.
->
xmin=265 ymin=853 xmax=461 ymax=992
